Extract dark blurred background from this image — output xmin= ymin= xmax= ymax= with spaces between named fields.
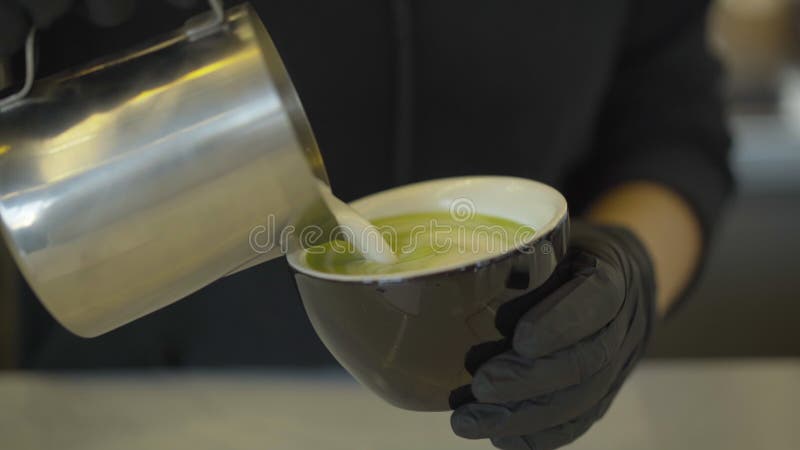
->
xmin=1 ymin=0 xmax=799 ymax=368
xmin=649 ymin=0 xmax=800 ymax=357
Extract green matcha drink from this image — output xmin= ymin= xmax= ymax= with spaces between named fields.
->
xmin=304 ymin=212 xmax=535 ymax=276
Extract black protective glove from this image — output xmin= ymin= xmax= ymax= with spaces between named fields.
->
xmin=450 ymin=221 xmax=656 ymax=450
xmin=0 ymin=0 xmax=198 ymax=57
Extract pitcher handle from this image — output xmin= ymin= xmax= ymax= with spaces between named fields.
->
xmin=0 ymin=27 xmax=35 ymax=112
xmin=0 ymin=0 xmax=226 ymax=111
xmin=186 ymin=0 xmax=227 ymax=40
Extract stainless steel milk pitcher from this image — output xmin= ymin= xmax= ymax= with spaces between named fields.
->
xmin=0 ymin=1 xmax=334 ymax=337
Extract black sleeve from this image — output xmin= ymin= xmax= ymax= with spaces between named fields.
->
xmin=565 ymin=0 xmax=734 ymax=240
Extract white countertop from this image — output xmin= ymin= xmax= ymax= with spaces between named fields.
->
xmin=1 ymin=360 xmax=798 ymax=450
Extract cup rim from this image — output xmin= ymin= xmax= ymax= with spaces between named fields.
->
xmin=286 ymin=176 xmax=568 ymax=284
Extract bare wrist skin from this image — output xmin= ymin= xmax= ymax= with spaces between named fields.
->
xmin=584 ymin=181 xmax=703 ymax=316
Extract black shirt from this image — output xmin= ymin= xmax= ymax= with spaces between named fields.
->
xmin=18 ymin=0 xmax=732 ymax=368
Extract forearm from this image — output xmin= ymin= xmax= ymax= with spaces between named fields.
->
xmin=583 ymin=181 xmax=702 ymax=316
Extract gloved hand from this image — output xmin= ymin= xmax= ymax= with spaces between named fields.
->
xmin=450 ymin=221 xmax=656 ymax=450
xmin=0 ymin=0 xmax=198 ymax=57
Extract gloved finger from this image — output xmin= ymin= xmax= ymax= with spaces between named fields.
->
xmin=452 ymin=360 xmax=615 ymax=439
xmin=17 ymin=0 xmax=73 ymax=28
xmin=452 ymin=310 xmax=646 ymax=439
xmin=464 ymin=339 xmax=509 ymax=376
xmin=471 ymin=300 xmax=637 ymax=403
xmin=82 ymin=0 xmax=136 ymax=27
xmin=490 ymin=340 xmax=644 ymax=450
xmin=0 ymin=0 xmax=29 ymax=56
xmin=494 ymin=254 xmax=575 ymax=338
xmin=450 ymin=339 xmax=510 ymax=409
xmin=512 ymin=252 xmax=626 ymax=359
xmin=449 ymin=385 xmax=476 ymax=410
xmin=489 ymin=383 xmax=619 ymax=450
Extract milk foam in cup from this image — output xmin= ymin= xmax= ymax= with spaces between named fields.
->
xmin=304 ymin=211 xmax=534 ymax=276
